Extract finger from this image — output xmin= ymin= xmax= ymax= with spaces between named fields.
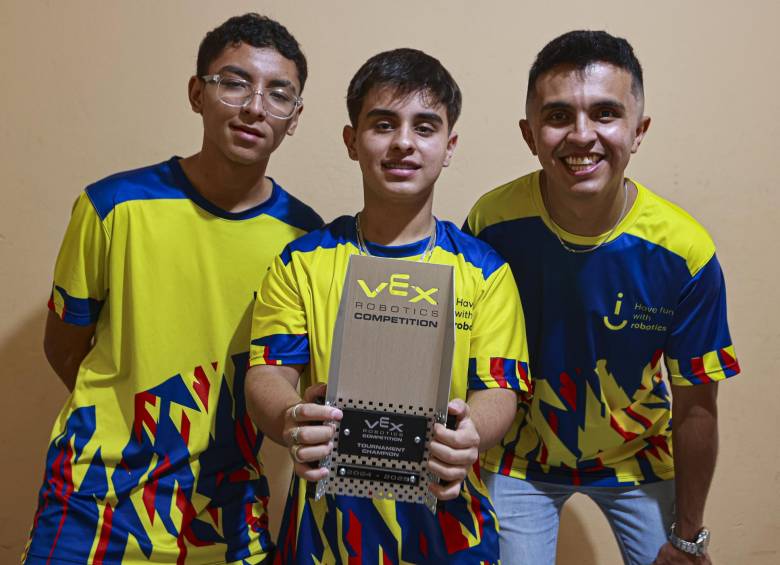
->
xmin=293 ymin=461 xmax=330 ymax=482
xmin=289 ymin=402 xmax=342 ymax=424
xmin=447 ymin=398 xmax=469 ymax=419
xmin=426 ymin=456 xmax=470 ymax=483
xmin=427 ymin=478 xmax=463 ymax=501
xmin=290 ymin=441 xmax=334 ymax=465
xmin=428 ymin=438 xmax=479 ymax=468
xmin=285 ymin=423 xmax=337 ymax=446
xmin=431 ymin=422 xmax=480 ymax=451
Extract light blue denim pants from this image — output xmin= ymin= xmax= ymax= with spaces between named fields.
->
xmin=483 ymin=470 xmax=675 ymax=565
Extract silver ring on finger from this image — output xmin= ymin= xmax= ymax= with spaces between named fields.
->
xmin=290 ymin=443 xmax=304 ymax=463
xmin=291 ymin=403 xmax=302 ymax=422
xmin=291 ymin=426 xmax=301 ymax=444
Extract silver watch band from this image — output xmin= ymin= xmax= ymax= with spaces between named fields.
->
xmin=668 ymin=522 xmax=710 ymax=557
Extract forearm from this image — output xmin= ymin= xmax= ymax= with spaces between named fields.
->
xmin=45 ymin=348 xmax=88 ymax=392
xmin=467 ymin=388 xmax=518 ymax=451
xmin=245 ymin=364 xmax=302 ymax=446
xmin=43 ymin=311 xmax=95 ymax=392
xmin=671 ymin=382 xmax=719 ymax=539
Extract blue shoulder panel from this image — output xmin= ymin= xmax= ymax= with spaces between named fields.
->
xmin=86 ymin=158 xmax=188 ymax=220
xmin=436 ymin=220 xmax=505 ymax=279
xmin=262 ymin=180 xmax=324 ymax=233
xmin=280 ymin=216 xmax=355 ymax=265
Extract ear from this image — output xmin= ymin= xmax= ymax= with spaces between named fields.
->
xmin=286 ymin=103 xmax=304 ymax=136
xmin=342 ymin=124 xmax=358 ymax=161
xmin=188 ymin=76 xmax=204 ymax=114
xmin=519 ymin=119 xmax=537 ymax=155
xmin=631 ymin=115 xmax=651 ymax=153
xmin=442 ymin=131 xmax=459 ymax=167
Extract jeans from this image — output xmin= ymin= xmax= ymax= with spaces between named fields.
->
xmin=483 ymin=471 xmax=675 ymax=565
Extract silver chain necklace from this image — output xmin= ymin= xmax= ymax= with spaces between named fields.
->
xmin=354 ymin=212 xmax=437 ymax=262
xmin=547 ymin=180 xmax=629 ymax=254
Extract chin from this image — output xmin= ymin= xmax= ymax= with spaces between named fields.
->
xmin=225 ymin=149 xmax=271 ymax=167
xmin=560 ymin=174 xmax=613 ymax=197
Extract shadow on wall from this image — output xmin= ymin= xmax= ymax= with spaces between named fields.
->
xmin=556 ymin=496 xmax=601 ymax=565
xmin=0 ymin=307 xmax=68 ymax=562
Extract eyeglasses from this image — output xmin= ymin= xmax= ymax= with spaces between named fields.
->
xmin=200 ymin=74 xmax=301 ymax=119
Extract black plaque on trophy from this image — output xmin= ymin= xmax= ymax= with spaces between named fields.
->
xmin=315 ymin=254 xmax=455 ymax=512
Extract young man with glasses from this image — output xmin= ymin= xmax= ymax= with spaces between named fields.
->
xmin=464 ymin=31 xmax=740 ymax=564
xmin=245 ymin=48 xmax=530 ymax=564
xmin=24 ymin=13 xmax=321 ymax=565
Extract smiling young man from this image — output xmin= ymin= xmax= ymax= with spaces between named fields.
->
xmin=464 ymin=31 xmax=740 ymax=564
xmin=23 ymin=14 xmax=322 ymax=564
xmin=245 ymin=48 xmax=530 ymax=563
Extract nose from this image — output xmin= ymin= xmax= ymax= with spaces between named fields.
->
xmin=567 ymin=113 xmax=597 ymax=145
xmin=241 ymin=89 xmax=268 ymax=119
xmin=391 ymin=124 xmax=414 ymax=153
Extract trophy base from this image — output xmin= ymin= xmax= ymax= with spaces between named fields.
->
xmin=316 ymin=398 xmax=444 ymax=512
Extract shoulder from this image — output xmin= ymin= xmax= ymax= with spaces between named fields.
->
xmin=628 ymin=181 xmax=717 ymax=276
xmin=466 ymin=171 xmax=540 ymax=236
xmin=436 ymin=220 xmax=507 ymax=280
xmin=263 ymin=179 xmax=324 ymax=233
xmin=84 ymin=157 xmax=187 ymax=220
xmin=280 ymin=215 xmax=353 ymax=265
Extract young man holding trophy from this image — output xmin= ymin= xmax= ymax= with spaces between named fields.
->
xmin=245 ymin=48 xmax=530 ymax=563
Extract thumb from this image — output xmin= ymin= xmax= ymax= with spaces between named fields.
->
xmin=303 ymin=382 xmax=327 ymax=403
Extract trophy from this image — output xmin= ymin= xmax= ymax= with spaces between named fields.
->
xmin=315 ymin=254 xmax=455 ymax=512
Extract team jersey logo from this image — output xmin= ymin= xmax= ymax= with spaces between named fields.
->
xmin=603 ymin=292 xmax=675 ymax=332
xmin=603 ymin=292 xmax=628 ymax=330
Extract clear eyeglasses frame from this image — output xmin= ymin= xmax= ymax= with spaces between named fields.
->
xmin=200 ymin=74 xmax=301 ymax=120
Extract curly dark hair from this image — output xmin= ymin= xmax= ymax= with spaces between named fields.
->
xmin=197 ymin=13 xmax=308 ymax=93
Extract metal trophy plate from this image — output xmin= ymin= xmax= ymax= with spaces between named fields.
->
xmin=315 ymin=254 xmax=455 ymax=512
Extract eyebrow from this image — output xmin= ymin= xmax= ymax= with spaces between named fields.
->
xmin=365 ymin=108 xmax=444 ymax=124
xmin=541 ymin=99 xmax=626 ymax=112
xmin=217 ymin=65 xmax=252 ymax=81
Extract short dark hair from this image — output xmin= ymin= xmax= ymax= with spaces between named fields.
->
xmin=197 ymin=13 xmax=308 ymax=93
xmin=346 ymin=48 xmax=462 ymax=131
xmin=527 ymin=30 xmax=643 ymax=101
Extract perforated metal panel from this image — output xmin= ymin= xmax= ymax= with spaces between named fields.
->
xmin=316 ymin=398 xmax=444 ymax=509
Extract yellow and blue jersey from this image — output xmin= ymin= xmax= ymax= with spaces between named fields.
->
xmin=25 ymin=157 xmax=322 ymax=564
xmin=465 ymin=171 xmax=740 ymax=487
xmin=250 ymin=216 xmax=530 ymax=564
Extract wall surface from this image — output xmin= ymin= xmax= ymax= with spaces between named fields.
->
xmin=1 ymin=1 xmax=778 ymax=563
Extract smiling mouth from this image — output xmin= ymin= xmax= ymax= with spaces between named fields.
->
xmin=562 ymin=153 xmax=602 ymax=172
xmin=382 ymin=161 xmax=420 ymax=170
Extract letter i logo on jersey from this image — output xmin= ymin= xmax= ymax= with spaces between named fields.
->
xmin=603 ymin=292 xmax=628 ymax=330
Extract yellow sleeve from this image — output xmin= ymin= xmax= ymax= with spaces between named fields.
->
xmin=249 ymin=252 xmax=310 ymax=367
xmin=49 ymin=192 xmax=108 ymax=326
xmin=467 ymin=261 xmax=531 ymax=393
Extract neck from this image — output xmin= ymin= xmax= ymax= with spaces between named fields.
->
xmin=359 ymin=195 xmax=435 ymax=246
xmin=541 ymin=174 xmax=635 ymax=236
xmin=179 ymin=148 xmax=272 ymax=213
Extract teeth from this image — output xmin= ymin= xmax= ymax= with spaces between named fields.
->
xmin=383 ymin=163 xmax=416 ymax=169
xmin=564 ymin=154 xmax=601 ymax=166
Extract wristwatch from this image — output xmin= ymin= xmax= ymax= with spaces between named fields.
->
xmin=669 ymin=522 xmax=710 ymax=556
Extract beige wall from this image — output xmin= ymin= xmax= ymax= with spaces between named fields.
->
xmin=2 ymin=1 xmax=778 ymax=563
